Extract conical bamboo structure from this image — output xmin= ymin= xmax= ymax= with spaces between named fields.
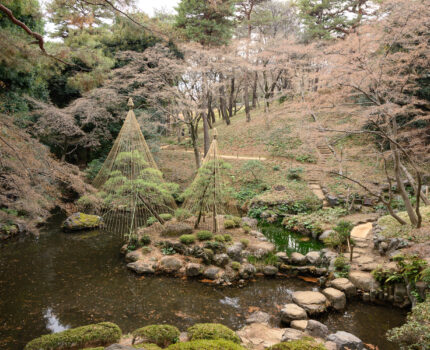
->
xmin=93 ymin=98 xmax=176 ymax=236
xmin=182 ymin=129 xmax=237 ymax=232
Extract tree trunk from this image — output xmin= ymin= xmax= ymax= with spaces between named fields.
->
xmin=202 ymin=113 xmax=210 ymax=157
xmin=252 ymin=71 xmax=258 ymax=109
xmin=219 ymin=79 xmax=230 ymax=125
xmin=189 ymin=123 xmax=201 ymax=168
xmin=61 ymin=136 xmax=68 ymax=162
xmin=244 ymin=71 xmax=251 ymax=122
xmin=228 ymin=77 xmax=235 ymax=117
xmin=400 ymin=162 xmax=430 ymax=205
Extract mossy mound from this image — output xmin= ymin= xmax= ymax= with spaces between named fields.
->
xmin=267 ymin=338 xmax=327 ymax=350
xmin=167 ymin=339 xmax=245 ymax=350
xmin=24 ymin=322 xmax=121 ymax=350
xmin=133 ymin=344 xmax=163 ymax=349
xmin=378 ymin=206 xmax=430 ymax=241
xmin=62 ymin=212 xmax=102 ymax=231
xmin=186 ymin=323 xmax=240 ymax=343
xmin=132 ymin=325 xmax=180 ymax=347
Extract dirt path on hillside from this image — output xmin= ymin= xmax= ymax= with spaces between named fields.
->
xmin=161 ymin=146 xmax=267 ymax=161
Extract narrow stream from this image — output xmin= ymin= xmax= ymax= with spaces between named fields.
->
xmin=0 ymin=215 xmax=406 ymax=350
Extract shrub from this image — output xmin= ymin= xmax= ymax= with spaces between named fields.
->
xmin=334 ymin=255 xmax=350 ymax=278
xmin=387 ymin=296 xmax=430 ymax=350
xmin=160 ymin=213 xmax=173 ymax=221
xmin=242 ymin=225 xmax=251 ymax=234
xmin=180 ymin=234 xmax=196 ymax=245
xmin=273 ymin=165 xmax=280 ymax=171
xmin=223 ymin=234 xmax=232 ymax=242
xmin=132 ymin=325 xmax=180 ymax=347
xmin=197 ymin=230 xmax=213 ymax=241
xmin=324 ymin=220 xmax=354 ymax=253
xmin=267 ymin=338 xmax=327 ymax=349
xmin=214 ymin=234 xmax=225 ymax=242
xmin=84 ymin=158 xmax=104 ymax=180
xmin=24 ymin=322 xmax=121 ymax=350
xmin=240 ymin=238 xmax=249 ymax=247
xmin=140 ymin=235 xmax=151 ymax=246
xmin=147 ymin=217 xmax=158 ymax=226
xmin=187 ymin=323 xmax=240 ymax=343
xmin=224 ymin=220 xmax=236 ymax=229
xmin=287 ymin=167 xmax=303 ymax=181
xmin=167 ymin=339 xmax=245 ymax=350
xmin=175 ymin=208 xmax=192 ymax=221
xmin=231 ymin=262 xmax=241 ymax=270
xmin=133 ymin=344 xmax=162 ymax=349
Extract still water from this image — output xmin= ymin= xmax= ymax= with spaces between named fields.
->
xmin=0 ymin=216 xmax=405 ymax=349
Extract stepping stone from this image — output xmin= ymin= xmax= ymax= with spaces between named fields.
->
xmin=329 ymin=278 xmax=357 ymax=297
xmin=290 ymin=320 xmax=308 ymax=331
xmin=280 ymin=303 xmax=307 ymax=323
xmin=322 ymin=288 xmax=346 ymax=310
xmin=349 ymin=271 xmax=379 ymax=292
xmin=351 ymin=223 xmax=373 ymax=239
xmin=237 ymin=323 xmax=284 ymax=350
xmin=281 ymin=328 xmax=307 ymax=342
xmin=292 ymin=291 xmax=328 ymax=315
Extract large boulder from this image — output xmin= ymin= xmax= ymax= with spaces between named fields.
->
xmin=327 ymin=331 xmax=364 ymax=350
xmin=239 ymin=263 xmax=256 ymax=279
xmin=237 ymin=323 xmax=284 ymax=349
xmin=290 ymin=320 xmax=308 ymax=331
xmin=290 ymin=252 xmax=306 ymax=265
xmin=349 ymin=271 xmax=379 ymax=292
xmin=329 ymin=278 xmax=357 ymax=297
xmin=185 ymin=263 xmax=203 ymax=277
xmin=227 ymin=243 xmax=243 ymax=262
xmin=306 ymin=251 xmax=321 ymax=265
xmin=280 ymin=304 xmax=307 ymax=324
xmin=292 ymin=291 xmax=328 ymax=315
xmin=161 ymin=222 xmax=193 ymax=237
xmin=263 ymin=265 xmax=278 ymax=276
xmin=203 ymin=266 xmax=221 ymax=280
xmin=158 ymin=256 xmax=182 ymax=273
xmin=127 ymin=261 xmax=155 ymax=274
xmin=245 ymin=311 xmax=271 ymax=324
xmin=62 ymin=212 xmax=101 ymax=231
xmin=125 ymin=250 xmax=143 ymax=263
xmin=281 ymin=328 xmax=307 ymax=342
xmin=322 ymin=288 xmax=346 ymax=310
xmin=306 ymin=319 xmax=329 ymax=339
xmin=247 ymin=241 xmax=276 ymax=258
xmin=242 ymin=217 xmax=258 ymax=229
xmin=213 ymin=253 xmax=230 ymax=267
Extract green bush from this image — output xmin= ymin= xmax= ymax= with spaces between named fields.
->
xmin=197 ymin=230 xmax=213 ymax=241
xmin=175 ymin=208 xmax=192 ymax=221
xmin=147 ymin=217 xmax=158 ymax=226
xmin=160 ymin=213 xmax=173 ymax=221
xmin=387 ymin=296 xmax=430 ymax=350
xmin=85 ymin=158 xmax=104 ymax=180
xmin=140 ymin=235 xmax=151 ymax=246
xmin=324 ymin=220 xmax=354 ymax=253
xmin=224 ymin=220 xmax=236 ymax=229
xmin=214 ymin=234 xmax=225 ymax=242
xmin=132 ymin=325 xmax=180 ymax=347
xmin=24 ymin=322 xmax=121 ymax=350
xmin=240 ymin=238 xmax=249 ymax=247
xmin=242 ymin=225 xmax=251 ymax=234
xmin=167 ymin=339 xmax=245 ymax=350
xmin=187 ymin=323 xmax=240 ymax=343
xmin=333 ymin=254 xmax=350 ymax=278
xmin=223 ymin=234 xmax=232 ymax=242
xmin=180 ymin=234 xmax=196 ymax=245
xmin=287 ymin=167 xmax=303 ymax=181
xmin=267 ymin=338 xmax=327 ymax=349
xmin=133 ymin=344 xmax=162 ymax=349
xmin=231 ymin=262 xmax=241 ymax=270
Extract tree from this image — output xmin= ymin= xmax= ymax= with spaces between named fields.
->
xmin=175 ymin=0 xmax=235 ymax=47
xmin=297 ymin=0 xmax=374 ymax=40
xmin=316 ymin=0 xmax=430 ymax=227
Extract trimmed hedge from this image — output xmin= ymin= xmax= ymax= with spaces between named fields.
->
xmin=197 ymin=230 xmax=213 ymax=241
xmin=167 ymin=339 xmax=245 ymax=350
xmin=180 ymin=234 xmax=196 ymax=245
xmin=132 ymin=324 xmax=180 ymax=347
xmin=24 ymin=322 xmax=121 ymax=350
xmin=187 ymin=323 xmax=240 ymax=343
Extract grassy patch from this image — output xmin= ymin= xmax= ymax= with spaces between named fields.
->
xmin=187 ymin=323 xmax=240 ymax=343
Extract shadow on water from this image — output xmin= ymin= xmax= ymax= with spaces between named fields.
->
xmin=0 ymin=214 xmax=406 ymax=350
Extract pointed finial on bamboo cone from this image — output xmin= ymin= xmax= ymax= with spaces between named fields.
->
xmin=127 ymin=97 xmax=134 ymax=110
xmin=213 ymin=128 xmax=218 ymax=140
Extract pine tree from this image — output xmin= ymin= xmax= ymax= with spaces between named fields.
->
xmin=175 ymin=0 xmax=235 ymax=47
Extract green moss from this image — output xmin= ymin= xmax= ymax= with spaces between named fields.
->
xmin=160 ymin=213 xmax=173 ymax=221
xmin=140 ymin=234 xmax=151 ymax=246
xmin=167 ymin=339 xmax=245 ymax=350
xmin=231 ymin=262 xmax=241 ymax=270
xmin=187 ymin=323 xmax=240 ymax=343
xmin=224 ymin=220 xmax=236 ymax=229
xmin=147 ymin=217 xmax=158 ymax=226
xmin=180 ymin=234 xmax=196 ymax=245
xmin=24 ymin=322 xmax=121 ymax=350
xmin=378 ymin=206 xmax=430 ymax=241
xmin=240 ymin=238 xmax=249 ymax=247
xmin=214 ymin=234 xmax=225 ymax=242
xmin=133 ymin=343 xmax=163 ymax=349
xmin=132 ymin=325 xmax=180 ymax=347
xmin=197 ymin=230 xmax=213 ymax=241
xmin=267 ymin=338 xmax=327 ymax=350
xmin=223 ymin=234 xmax=232 ymax=242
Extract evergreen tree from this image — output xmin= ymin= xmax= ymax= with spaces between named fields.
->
xmin=175 ymin=0 xmax=235 ymax=46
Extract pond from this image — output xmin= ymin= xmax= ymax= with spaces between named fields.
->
xmin=0 ymin=215 xmax=406 ymax=350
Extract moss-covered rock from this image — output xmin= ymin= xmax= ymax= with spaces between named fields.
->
xmin=187 ymin=323 xmax=240 ymax=343
xmin=24 ymin=322 xmax=121 ymax=350
xmin=167 ymin=339 xmax=245 ymax=350
xmin=133 ymin=343 xmax=163 ymax=349
xmin=267 ymin=338 xmax=327 ymax=350
xmin=132 ymin=325 xmax=180 ymax=347
xmin=62 ymin=212 xmax=101 ymax=232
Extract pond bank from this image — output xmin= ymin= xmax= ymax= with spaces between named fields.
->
xmin=0 ymin=215 xmax=406 ymax=350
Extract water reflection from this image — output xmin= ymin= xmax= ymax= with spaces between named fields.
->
xmin=44 ymin=308 xmax=70 ymax=333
